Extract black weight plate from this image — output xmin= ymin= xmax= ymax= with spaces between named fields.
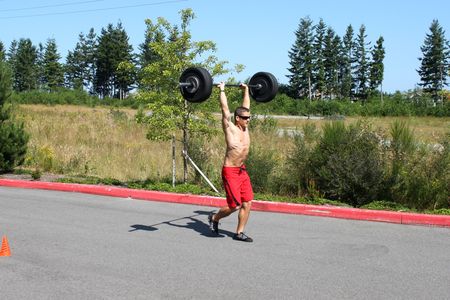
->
xmin=179 ymin=67 xmax=213 ymax=103
xmin=248 ymin=72 xmax=278 ymax=102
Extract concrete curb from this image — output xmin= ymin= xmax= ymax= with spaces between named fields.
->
xmin=1 ymin=178 xmax=449 ymax=228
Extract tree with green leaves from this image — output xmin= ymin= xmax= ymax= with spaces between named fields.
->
xmin=369 ymin=36 xmax=385 ymax=96
xmin=136 ymin=9 xmax=229 ymax=183
xmin=42 ymin=39 xmax=64 ymax=91
xmin=0 ymin=61 xmax=29 ymax=171
xmin=417 ymin=19 xmax=449 ymax=101
xmin=287 ymin=17 xmax=315 ymax=99
xmin=354 ymin=25 xmax=370 ymax=100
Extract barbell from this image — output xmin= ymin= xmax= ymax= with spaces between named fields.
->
xmin=179 ymin=67 xmax=278 ymax=103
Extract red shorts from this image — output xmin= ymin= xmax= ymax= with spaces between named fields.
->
xmin=222 ymin=165 xmax=254 ymax=209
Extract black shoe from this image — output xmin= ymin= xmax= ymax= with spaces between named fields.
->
xmin=208 ymin=212 xmax=219 ymax=235
xmin=233 ymin=232 xmax=253 ymax=242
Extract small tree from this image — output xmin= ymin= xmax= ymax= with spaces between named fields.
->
xmin=136 ymin=9 xmax=231 ymax=183
xmin=0 ymin=62 xmax=29 ymax=172
xmin=287 ymin=17 xmax=315 ymax=99
xmin=42 ymin=39 xmax=64 ymax=91
xmin=417 ymin=19 xmax=449 ymax=102
xmin=369 ymin=36 xmax=385 ymax=98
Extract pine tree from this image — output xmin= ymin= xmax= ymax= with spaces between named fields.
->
xmin=139 ymin=20 xmax=165 ymax=68
xmin=95 ymin=22 xmax=134 ymax=98
xmin=36 ymin=43 xmax=45 ymax=89
xmin=341 ymin=25 xmax=355 ymax=99
xmin=0 ymin=41 xmax=5 ymax=62
xmin=323 ymin=28 xmax=341 ymax=98
xmin=369 ymin=36 xmax=385 ymax=95
xmin=42 ymin=39 xmax=64 ymax=91
xmin=0 ymin=61 xmax=29 ymax=171
xmin=12 ymin=38 xmax=38 ymax=92
xmin=354 ymin=25 xmax=370 ymax=100
xmin=313 ymin=19 xmax=326 ymax=99
xmin=418 ymin=19 xmax=449 ymax=101
xmin=65 ymin=30 xmax=97 ymax=92
xmin=287 ymin=17 xmax=315 ymax=99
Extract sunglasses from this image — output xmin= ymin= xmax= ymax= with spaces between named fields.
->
xmin=238 ymin=115 xmax=251 ymax=120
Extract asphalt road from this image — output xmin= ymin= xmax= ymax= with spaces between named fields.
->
xmin=1 ymin=187 xmax=449 ymax=300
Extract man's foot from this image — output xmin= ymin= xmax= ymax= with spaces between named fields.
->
xmin=208 ymin=212 xmax=219 ymax=235
xmin=233 ymin=232 xmax=253 ymax=242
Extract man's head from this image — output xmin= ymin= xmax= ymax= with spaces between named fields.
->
xmin=234 ymin=106 xmax=251 ymax=128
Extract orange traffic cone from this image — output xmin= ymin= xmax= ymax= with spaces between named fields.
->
xmin=0 ymin=236 xmax=11 ymax=257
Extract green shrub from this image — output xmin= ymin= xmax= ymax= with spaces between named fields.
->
xmin=0 ymin=62 xmax=29 ymax=172
xmin=388 ymin=136 xmax=449 ymax=210
xmin=309 ymin=121 xmax=386 ymax=206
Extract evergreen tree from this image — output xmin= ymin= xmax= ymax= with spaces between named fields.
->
xmin=0 ymin=61 xmax=29 ymax=171
xmin=12 ymin=38 xmax=38 ymax=92
xmin=369 ymin=36 xmax=385 ymax=95
xmin=418 ymin=19 xmax=449 ymax=101
xmin=65 ymin=29 xmax=97 ymax=92
xmin=313 ymin=19 xmax=326 ymax=99
xmin=0 ymin=41 xmax=5 ymax=62
xmin=65 ymin=48 xmax=84 ymax=90
xmin=42 ymin=39 xmax=64 ymax=90
xmin=341 ymin=25 xmax=355 ymax=99
xmin=95 ymin=22 xmax=134 ymax=98
xmin=354 ymin=25 xmax=370 ymax=99
xmin=287 ymin=17 xmax=314 ymax=99
xmin=36 ymin=43 xmax=45 ymax=89
xmin=7 ymin=40 xmax=18 ymax=89
xmin=139 ymin=20 xmax=165 ymax=68
xmin=323 ymin=28 xmax=341 ymax=98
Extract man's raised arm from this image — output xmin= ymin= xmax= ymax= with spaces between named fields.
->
xmin=218 ymin=82 xmax=231 ymax=128
xmin=240 ymin=83 xmax=250 ymax=109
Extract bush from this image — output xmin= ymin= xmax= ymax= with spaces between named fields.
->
xmin=387 ymin=133 xmax=449 ymax=210
xmin=309 ymin=121 xmax=386 ymax=206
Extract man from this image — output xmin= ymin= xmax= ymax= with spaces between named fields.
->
xmin=208 ymin=82 xmax=254 ymax=242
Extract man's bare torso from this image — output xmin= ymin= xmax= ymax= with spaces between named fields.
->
xmin=223 ymin=122 xmax=250 ymax=167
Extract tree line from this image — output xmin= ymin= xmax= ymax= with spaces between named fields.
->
xmin=0 ymin=15 xmax=448 ymax=102
xmin=287 ymin=17 xmax=385 ymax=101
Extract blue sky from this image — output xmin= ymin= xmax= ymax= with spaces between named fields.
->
xmin=0 ymin=0 xmax=449 ymax=92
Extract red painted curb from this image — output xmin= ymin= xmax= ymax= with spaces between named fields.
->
xmin=1 ymin=178 xmax=449 ymax=228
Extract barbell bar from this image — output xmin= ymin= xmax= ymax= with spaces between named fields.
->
xmin=179 ymin=67 xmax=278 ymax=103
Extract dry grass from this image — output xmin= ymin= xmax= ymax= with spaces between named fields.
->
xmin=276 ymin=116 xmax=450 ymax=144
xmin=13 ymin=104 xmax=449 ymax=182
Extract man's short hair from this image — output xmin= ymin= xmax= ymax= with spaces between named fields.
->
xmin=234 ymin=106 xmax=250 ymax=120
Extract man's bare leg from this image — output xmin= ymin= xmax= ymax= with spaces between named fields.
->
xmin=236 ymin=201 xmax=251 ymax=233
xmin=213 ymin=206 xmax=238 ymax=221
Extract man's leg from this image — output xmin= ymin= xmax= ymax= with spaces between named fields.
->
xmin=236 ymin=201 xmax=251 ymax=234
xmin=214 ymin=206 xmax=238 ymax=221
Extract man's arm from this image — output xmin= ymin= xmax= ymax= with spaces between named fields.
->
xmin=240 ymin=83 xmax=250 ymax=109
xmin=218 ymin=82 xmax=231 ymax=129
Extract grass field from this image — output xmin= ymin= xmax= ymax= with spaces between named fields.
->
xmin=13 ymin=104 xmax=450 ymax=183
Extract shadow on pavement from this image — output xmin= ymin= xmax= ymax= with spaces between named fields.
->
xmin=129 ymin=210 xmax=235 ymax=238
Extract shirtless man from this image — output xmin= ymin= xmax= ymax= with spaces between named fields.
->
xmin=208 ymin=82 xmax=254 ymax=242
